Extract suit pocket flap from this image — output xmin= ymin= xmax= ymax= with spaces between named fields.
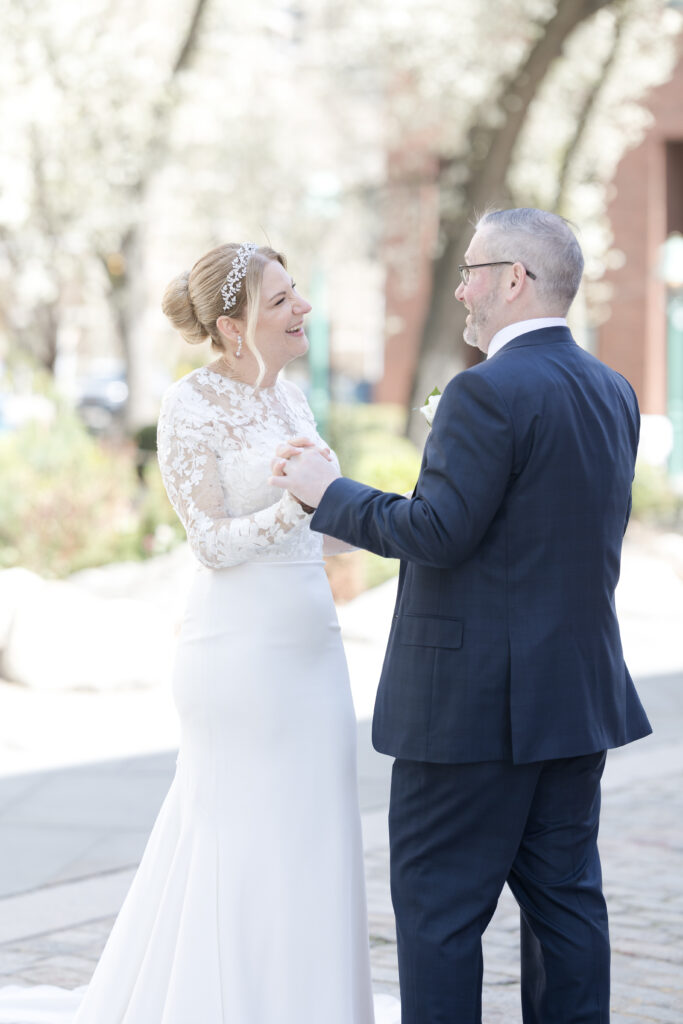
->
xmin=398 ymin=615 xmax=463 ymax=649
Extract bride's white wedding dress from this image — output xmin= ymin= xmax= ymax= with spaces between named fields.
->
xmin=0 ymin=366 xmax=399 ymax=1024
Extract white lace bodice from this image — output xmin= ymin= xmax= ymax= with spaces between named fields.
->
xmin=157 ymin=366 xmax=330 ymax=569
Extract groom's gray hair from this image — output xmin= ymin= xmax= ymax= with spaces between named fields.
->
xmin=476 ymin=208 xmax=584 ymax=311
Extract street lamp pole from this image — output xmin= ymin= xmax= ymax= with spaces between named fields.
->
xmin=668 ymin=292 xmax=683 ymax=482
xmin=307 ymin=268 xmax=330 ymax=440
xmin=662 ymin=233 xmax=683 ymax=485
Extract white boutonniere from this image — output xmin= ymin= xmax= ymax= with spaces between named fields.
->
xmin=419 ymin=387 xmax=441 ymax=427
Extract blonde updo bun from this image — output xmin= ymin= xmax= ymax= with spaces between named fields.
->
xmin=162 ymin=243 xmax=287 ymax=353
xmin=161 ymin=271 xmax=208 ymax=345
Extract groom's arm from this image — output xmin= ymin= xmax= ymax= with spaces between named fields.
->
xmin=311 ymin=369 xmax=514 ymax=569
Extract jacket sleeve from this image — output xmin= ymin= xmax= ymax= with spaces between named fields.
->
xmin=311 ymin=369 xmax=514 ymax=568
xmin=618 ymin=373 xmax=640 ymax=537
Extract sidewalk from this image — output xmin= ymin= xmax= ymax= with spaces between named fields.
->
xmin=0 ymin=527 xmax=682 ymax=1021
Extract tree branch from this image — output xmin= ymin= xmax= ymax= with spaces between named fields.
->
xmin=552 ymin=2 xmax=628 ymax=213
xmin=173 ymin=0 xmax=211 ymax=76
xmin=466 ymin=0 xmax=618 ymax=216
xmin=409 ymin=0 xmax=623 ymax=434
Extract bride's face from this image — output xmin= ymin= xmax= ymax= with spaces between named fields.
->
xmin=252 ymin=260 xmax=312 ymax=371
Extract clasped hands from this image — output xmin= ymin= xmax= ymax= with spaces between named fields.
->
xmin=269 ymin=436 xmax=341 ymax=510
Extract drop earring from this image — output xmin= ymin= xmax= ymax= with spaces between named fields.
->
xmin=235 ymin=334 xmax=243 ymax=358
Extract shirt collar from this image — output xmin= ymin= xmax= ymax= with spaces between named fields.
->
xmin=487 ymin=318 xmax=568 ymax=359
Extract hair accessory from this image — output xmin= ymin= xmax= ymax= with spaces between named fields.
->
xmin=221 ymin=242 xmax=257 ymax=313
xmin=235 ymin=334 xmax=243 ymax=358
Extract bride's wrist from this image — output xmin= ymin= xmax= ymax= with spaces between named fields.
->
xmin=282 ymin=490 xmax=315 ymax=516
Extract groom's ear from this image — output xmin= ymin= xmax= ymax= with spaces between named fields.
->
xmin=505 ymin=263 xmax=526 ymax=301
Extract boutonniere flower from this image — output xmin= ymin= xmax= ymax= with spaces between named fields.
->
xmin=419 ymin=387 xmax=441 ymax=427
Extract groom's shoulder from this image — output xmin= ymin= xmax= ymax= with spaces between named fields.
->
xmin=440 ymin=343 xmax=555 ymax=418
xmin=437 ymin=361 xmax=516 ymax=428
xmin=444 ymin=353 xmax=517 ymax=398
xmin=450 ymin=337 xmax=640 ymax=420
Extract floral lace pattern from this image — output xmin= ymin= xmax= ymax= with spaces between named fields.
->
xmin=157 ymin=367 xmax=329 ymax=568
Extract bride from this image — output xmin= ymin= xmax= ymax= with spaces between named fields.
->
xmin=0 ymin=242 xmax=399 ymax=1023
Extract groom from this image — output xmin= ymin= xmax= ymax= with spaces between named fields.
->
xmin=270 ymin=208 xmax=651 ymax=1023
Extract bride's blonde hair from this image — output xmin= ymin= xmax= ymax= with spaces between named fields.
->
xmin=162 ymin=243 xmax=287 ymax=386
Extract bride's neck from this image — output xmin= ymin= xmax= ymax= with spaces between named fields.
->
xmin=212 ymin=355 xmax=279 ymax=388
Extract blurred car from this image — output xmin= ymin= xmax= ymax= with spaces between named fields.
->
xmin=76 ymin=367 xmax=128 ymax=435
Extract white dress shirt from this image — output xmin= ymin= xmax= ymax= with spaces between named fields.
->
xmin=487 ymin=318 xmax=567 ymax=359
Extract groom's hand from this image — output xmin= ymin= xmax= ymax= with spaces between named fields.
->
xmin=274 ymin=436 xmax=333 ymax=463
xmin=270 ymin=441 xmax=341 ymax=509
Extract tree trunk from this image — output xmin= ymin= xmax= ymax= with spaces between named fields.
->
xmin=106 ymin=0 xmax=211 ymax=431
xmin=408 ymin=0 xmax=618 ymax=438
xmin=28 ymin=128 xmax=61 ymax=373
xmin=553 ymin=3 xmax=627 ymax=213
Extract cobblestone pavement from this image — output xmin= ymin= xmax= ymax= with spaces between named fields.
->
xmin=364 ymin=741 xmax=683 ymax=1023
xmin=1 ymin=731 xmax=681 ymax=1022
xmin=0 ymin=531 xmax=682 ymax=1020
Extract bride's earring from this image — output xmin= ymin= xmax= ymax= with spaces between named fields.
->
xmin=235 ymin=334 xmax=243 ymax=358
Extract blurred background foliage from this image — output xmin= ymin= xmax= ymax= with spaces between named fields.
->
xmin=0 ymin=404 xmax=184 ymax=578
xmin=326 ymin=404 xmax=423 ymax=596
xmin=0 ymin=390 xmax=679 ymax=590
xmin=2 ymin=0 xmax=681 ymax=417
xmin=328 ymin=404 xmax=422 ymax=494
xmin=1 ymin=0 xmax=682 ymax=594
xmin=632 ymin=461 xmax=683 ymax=527
xmin=0 ymin=393 xmax=423 ymax=586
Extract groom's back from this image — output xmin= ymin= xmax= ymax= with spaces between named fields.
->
xmin=373 ymin=329 xmax=650 ymax=765
xmin=485 ymin=333 xmax=639 ymax=598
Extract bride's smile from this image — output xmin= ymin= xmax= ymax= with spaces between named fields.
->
xmin=239 ymin=260 xmax=311 ymax=382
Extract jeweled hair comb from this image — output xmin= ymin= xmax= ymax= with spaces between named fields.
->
xmin=220 ymin=242 xmax=257 ymax=313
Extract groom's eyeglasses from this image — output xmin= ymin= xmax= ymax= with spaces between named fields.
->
xmin=458 ymin=262 xmax=537 ymax=285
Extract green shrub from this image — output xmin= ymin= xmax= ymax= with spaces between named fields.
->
xmin=133 ymin=422 xmax=158 ymax=454
xmin=0 ymin=396 xmax=424 ymax=587
xmin=0 ymin=409 xmax=182 ymax=577
xmin=328 ymin=402 xmax=421 ymax=493
xmin=0 ymin=411 xmax=136 ymax=576
xmin=327 ymin=403 xmax=422 ymax=591
xmin=631 ymin=460 xmax=683 ymax=527
xmin=137 ymin=459 xmax=187 ymax=556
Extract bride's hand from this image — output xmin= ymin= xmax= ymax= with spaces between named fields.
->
xmin=276 ymin=437 xmax=333 ymax=463
xmin=271 ymin=439 xmax=332 ymax=512
xmin=271 ymin=439 xmax=332 ymax=481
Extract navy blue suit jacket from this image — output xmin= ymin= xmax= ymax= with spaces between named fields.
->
xmin=312 ymin=327 xmax=652 ymax=764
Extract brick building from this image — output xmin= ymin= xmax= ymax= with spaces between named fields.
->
xmin=374 ymin=143 xmax=439 ymax=407
xmin=598 ymin=48 xmax=683 ymax=422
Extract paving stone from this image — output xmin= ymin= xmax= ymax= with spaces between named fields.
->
xmin=14 ymin=961 xmax=90 ymax=987
xmin=0 ymin=536 xmax=681 ymax=1016
xmin=0 ymin=951 xmax=45 ymax=975
xmin=0 ymin=758 xmax=680 ymax=1019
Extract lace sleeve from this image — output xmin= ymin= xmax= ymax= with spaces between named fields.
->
xmin=157 ymin=386 xmax=310 ymax=569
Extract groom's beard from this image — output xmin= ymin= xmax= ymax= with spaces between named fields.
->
xmin=463 ymin=294 xmax=495 ymax=351
xmin=463 ymin=322 xmax=479 ymax=348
